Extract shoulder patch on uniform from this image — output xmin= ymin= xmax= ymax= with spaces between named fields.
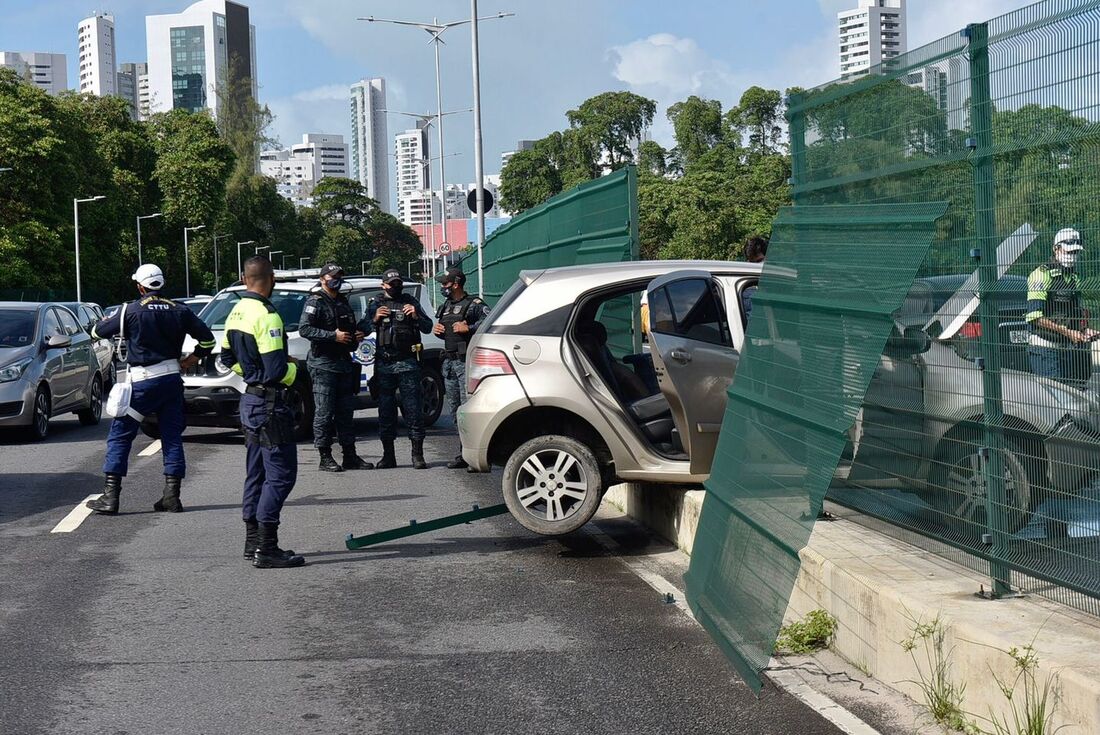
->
xmin=305 ymin=304 xmax=317 ymax=314
xmin=269 ymin=327 xmax=283 ymax=338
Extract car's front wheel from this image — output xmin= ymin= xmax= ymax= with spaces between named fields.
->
xmin=26 ymin=386 xmax=51 ymax=441
xmin=927 ymin=437 xmax=1034 ymax=533
xmin=77 ymin=375 xmax=103 ymax=426
xmin=502 ymin=435 xmax=604 ymax=536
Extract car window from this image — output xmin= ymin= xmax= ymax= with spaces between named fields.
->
xmin=347 ymin=288 xmax=385 ymax=317
xmin=41 ymin=308 xmax=63 ymax=339
xmin=651 ymin=279 xmax=732 ymax=346
xmin=201 ymin=290 xmax=309 ymax=331
xmin=79 ymin=306 xmax=98 ymax=329
xmin=0 ymin=310 xmax=37 ymax=347
xmin=56 ymin=308 xmax=83 ymax=336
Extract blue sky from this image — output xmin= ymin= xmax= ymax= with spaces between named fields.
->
xmin=5 ymin=0 xmax=1027 ymax=188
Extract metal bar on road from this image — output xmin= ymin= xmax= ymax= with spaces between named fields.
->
xmin=345 ymin=503 xmax=508 ymax=549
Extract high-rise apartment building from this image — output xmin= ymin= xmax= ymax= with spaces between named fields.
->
xmin=500 ymin=139 xmax=535 ymax=171
xmin=260 ymin=133 xmax=350 ymax=207
xmin=118 ymin=62 xmax=150 ymax=120
xmin=397 ymin=190 xmax=439 ymax=228
xmin=395 ymin=123 xmax=433 ymax=227
xmin=350 ymin=78 xmax=389 ymax=212
xmin=0 ymin=52 xmax=67 ymax=94
xmin=838 ymin=0 xmax=907 ymax=79
xmin=78 ymin=13 xmax=117 ymax=97
xmin=146 ymin=0 xmax=257 ymax=117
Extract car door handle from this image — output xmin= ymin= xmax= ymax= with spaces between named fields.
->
xmin=669 ymin=348 xmax=692 ymax=363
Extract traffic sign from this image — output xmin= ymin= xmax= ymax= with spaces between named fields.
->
xmin=467 ymin=187 xmax=494 ymax=214
xmin=439 ymin=242 xmax=451 ymax=255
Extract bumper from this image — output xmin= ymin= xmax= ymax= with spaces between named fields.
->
xmin=1045 ymin=417 xmax=1100 ymax=491
xmin=0 ymin=378 xmax=34 ymax=428
xmin=182 ymin=380 xmax=245 ymax=427
xmin=459 ymin=374 xmax=530 ymax=471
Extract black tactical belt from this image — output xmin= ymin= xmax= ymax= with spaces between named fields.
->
xmin=245 ymin=384 xmax=288 ymax=398
xmin=442 ymin=350 xmax=463 ymax=359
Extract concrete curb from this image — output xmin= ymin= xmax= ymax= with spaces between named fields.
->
xmin=604 ymin=483 xmax=1100 ymax=733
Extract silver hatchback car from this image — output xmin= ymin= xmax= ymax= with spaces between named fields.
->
xmin=459 ymin=261 xmax=761 ymax=535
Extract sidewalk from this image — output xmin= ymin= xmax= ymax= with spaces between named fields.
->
xmin=604 ymin=483 xmax=1100 ymax=733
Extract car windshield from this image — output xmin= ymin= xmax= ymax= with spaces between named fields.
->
xmin=201 ymin=290 xmax=312 ymax=332
xmin=0 ymin=310 xmax=36 ymax=347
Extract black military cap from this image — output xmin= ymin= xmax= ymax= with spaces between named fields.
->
xmin=319 ymin=262 xmax=344 ymax=277
xmin=382 ymin=268 xmax=403 ymax=284
xmin=434 ymin=266 xmax=466 ymax=284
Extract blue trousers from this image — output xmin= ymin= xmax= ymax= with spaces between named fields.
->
xmin=441 ymin=357 xmax=467 ymax=426
xmin=240 ymin=393 xmax=298 ymax=524
xmin=103 ymin=373 xmax=185 ymax=477
xmin=377 ymin=363 xmax=424 ymax=441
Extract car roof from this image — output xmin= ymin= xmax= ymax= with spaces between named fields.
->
xmin=523 ymin=260 xmax=762 ymax=288
xmin=0 ymin=302 xmax=49 ymax=311
xmin=214 ymin=276 xmax=402 ymax=295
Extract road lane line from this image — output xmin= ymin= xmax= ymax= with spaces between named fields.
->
xmin=139 ymin=440 xmax=162 ymax=457
xmin=51 ymin=495 xmax=104 ymax=534
xmin=586 ymin=518 xmax=880 ymax=735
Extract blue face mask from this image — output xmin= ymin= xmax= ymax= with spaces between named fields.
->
xmin=326 ymin=278 xmax=343 ymax=290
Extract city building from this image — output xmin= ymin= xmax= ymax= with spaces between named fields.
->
xmin=146 ymin=0 xmax=257 ymax=117
xmin=77 ymin=13 xmax=117 ymax=97
xmin=260 ymin=133 xmax=349 ymax=207
xmin=500 ymin=139 xmax=535 ymax=171
xmin=838 ymin=0 xmax=907 ymax=79
xmin=118 ymin=62 xmax=150 ymax=120
xmin=905 ymin=61 xmax=967 ymax=132
xmin=0 ymin=51 xmax=67 ymax=95
xmin=398 ymin=189 xmax=440 ymax=228
xmin=350 ymin=78 xmax=389 ymax=213
xmin=395 ymin=122 xmax=433 ymax=227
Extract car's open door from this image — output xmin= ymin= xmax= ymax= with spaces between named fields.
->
xmin=646 ymin=271 xmax=740 ymax=475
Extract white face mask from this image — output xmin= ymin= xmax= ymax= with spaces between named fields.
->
xmin=1056 ymin=251 xmax=1079 ymax=268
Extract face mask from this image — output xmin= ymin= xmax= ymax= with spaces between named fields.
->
xmin=385 ymin=284 xmax=403 ymax=298
xmin=326 ymin=277 xmax=343 ymax=290
xmin=1056 ymin=252 xmax=1079 ymax=268
xmin=442 ymin=286 xmax=453 ymax=299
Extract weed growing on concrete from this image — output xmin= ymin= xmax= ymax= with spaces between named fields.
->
xmin=899 ymin=612 xmax=977 ymax=733
xmin=775 ymin=609 xmax=837 ymax=654
xmin=973 ymin=641 xmax=1066 ymax=735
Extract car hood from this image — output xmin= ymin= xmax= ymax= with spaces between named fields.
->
xmin=0 ymin=345 xmax=36 ymax=366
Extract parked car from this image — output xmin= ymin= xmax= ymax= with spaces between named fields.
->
xmin=58 ymin=302 xmax=116 ymax=390
xmin=177 ymin=295 xmax=213 ymax=312
xmin=149 ymin=274 xmax=446 ymax=439
xmin=459 ymin=261 xmax=762 ymax=535
xmin=0 ymin=302 xmax=109 ymax=439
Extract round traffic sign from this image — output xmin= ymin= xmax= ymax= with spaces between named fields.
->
xmin=467 ymin=187 xmax=495 ymax=214
xmin=439 ymin=242 xmax=451 ymax=255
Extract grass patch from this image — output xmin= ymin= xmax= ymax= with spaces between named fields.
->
xmin=775 ymin=609 xmax=837 ymax=654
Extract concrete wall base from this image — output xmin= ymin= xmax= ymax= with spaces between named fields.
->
xmin=604 ymin=482 xmax=1100 ymax=733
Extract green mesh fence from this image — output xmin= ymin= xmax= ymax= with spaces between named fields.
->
xmin=688 ymin=0 xmax=1100 ymax=689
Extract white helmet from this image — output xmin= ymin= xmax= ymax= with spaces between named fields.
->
xmin=132 ymin=263 xmax=165 ymax=290
xmin=1054 ymin=227 xmax=1083 ymax=252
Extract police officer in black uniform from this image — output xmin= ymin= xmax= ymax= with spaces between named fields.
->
xmin=361 ymin=268 xmax=433 ymax=470
xmin=87 ymin=263 xmax=215 ymax=515
xmin=298 ymin=263 xmax=373 ymax=472
xmin=432 ymin=266 xmax=490 ymax=469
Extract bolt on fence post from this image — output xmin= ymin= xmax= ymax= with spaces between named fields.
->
xmin=968 ymin=21 xmax=1012 ymax=597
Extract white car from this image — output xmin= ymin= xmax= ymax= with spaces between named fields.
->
xmin=141 ymin=273 xmax=446 ymax=438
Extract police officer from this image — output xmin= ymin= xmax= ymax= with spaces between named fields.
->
xmin=87 ymin=264 xmax=215 ymax=515
xmin=432 ymin=266 xmax=490 ymax=469
xmin=1026 ymin=228 xmax=1097 ymax=382
xmin=220 ymin=256 xmax=305 ymax=569
xmin=299 ymin=263 xmax=373 ymax=473
xmin=361 ymin=268 xmax=433 ymax=470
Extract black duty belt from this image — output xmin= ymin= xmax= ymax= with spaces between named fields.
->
xmin=442 ymin=350 xmax=462 ymax=360
xmin=245 ymin=384 xmax=288 ymax=398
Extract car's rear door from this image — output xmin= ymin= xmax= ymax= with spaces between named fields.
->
xmin=54 ymin=307 xmax=93 ymax=407
xmin=646 ymin=271 xmax=740 ymax=475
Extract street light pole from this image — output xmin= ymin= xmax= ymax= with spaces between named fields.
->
xmin=211 ymin=233 xmax=229 ymax=290
xmin=362 ymin=260 xmax=369 ymax=275
xmin=268 ymin=251 xmax=283 ymax=273
xmin=73 ymin=195 xmax=106 ymax=302
xmin=471 ymin=0 xmax=488 ymax=297
xmin=300 ymin=257 xmax=310 ymax=269
xmin=408 ymin=259 xmax=419 ymax=279
xmin=136 ymin=212 xmax=163 ymax=265
xmin=183 ymin=225 xmax=205 ymax=297
xmin=236 ymin=240 xmax=256 ymax=281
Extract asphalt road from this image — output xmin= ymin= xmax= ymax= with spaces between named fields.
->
xmin=0 ymin=411 xmax=846 ymax=735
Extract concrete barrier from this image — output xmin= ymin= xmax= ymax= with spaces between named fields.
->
xmin=603 ymin=482 xmax=1100 ymax=733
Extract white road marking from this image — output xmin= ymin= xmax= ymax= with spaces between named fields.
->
xmin=138 ymin=440 xmax=162 ymax=457
xmin=586 ymin=520 xmax=881 ymax=735
xmin=50 ymin=495 xmax=103 ymax=534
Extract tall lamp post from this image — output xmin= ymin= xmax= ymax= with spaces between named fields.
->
xmin=74 ymin=195 xmax=106 ymax=302
xmin=183 ymin=225 xmax=205 ymax=297
xmin=299 ymin=257 xmax=310 ymax=269
xmin=136 ymin=212 xmax=162 ymax=264
xmin=268 ymin=251 xmax=283 ymax=274
xmin=211 ymin=233 xmax=229 ymax=290
xmin=236 ymin=240 xmax=256 ymax=281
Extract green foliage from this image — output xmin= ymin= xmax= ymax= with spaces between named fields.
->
xmin=774 ymin=609 xmax=837 ymax=654
xmin=900 ymin=612 xmax=978 ymax=733
xmin=567 ymin=91 xmax=656 ymax=170
xmin=975 ymin=641 xmax=1068 ymax=735
xmin=312 ymin=178 xmax=422 ymax=275
xmin=668 ymin=96 xmax=723 ymax=171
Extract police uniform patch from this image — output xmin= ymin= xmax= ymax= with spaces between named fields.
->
xmin=305 ymin=305 xmax=317 ymax=314
xmin=269 ymin=328 xmax=282 ymax=338
xmin=452 ymin=306 xmax=463 ymax=315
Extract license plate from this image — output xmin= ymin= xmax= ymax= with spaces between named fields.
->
xmin=1009 ymin=329 xmax=1029 ymax=344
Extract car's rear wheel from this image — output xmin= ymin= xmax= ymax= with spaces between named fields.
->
xmin=290 ymin=376 xmax=315 ymax=441
xmin=26 ymin=386 xmax=51 ymax=441
xmin=77 ymin=375 xmax=103 ymax=426
xmin=502 ymin=435 xmax=604 ymax=536
xmin=927 ymin=437 xmax=1033 ymax=534
xmin=420 ymin=365 xmax=444 ymax=427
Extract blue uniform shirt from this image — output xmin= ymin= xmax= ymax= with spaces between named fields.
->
xmin=93 ymin=293 xmax=215 ymax=366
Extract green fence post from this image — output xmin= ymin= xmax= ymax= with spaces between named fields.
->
xmin=787 ymin=93 xmax=807 ymax=207
xmin=967 ymin=21 xmax=1012 ymax=597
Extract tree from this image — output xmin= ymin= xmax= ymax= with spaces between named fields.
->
xmin=311 ymin=177 xmax=423 ymax=274
xmin=730 ymin=86 xmax=785 ymax=157
xmin=566 ymin=91 xmax=656 ymax=170
xmin=667 ymin=96 xmax=723 ymax=171
xmin=216 ymin=54 xmax=274 ymax=183
xmin=637 ymin=140 xmax=668 ymax=178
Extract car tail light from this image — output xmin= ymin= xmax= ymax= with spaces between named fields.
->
xmin=960 ymin=321 xmax=982 ymax=338
xmin=468 ymin=347 xmax=514 ymax=393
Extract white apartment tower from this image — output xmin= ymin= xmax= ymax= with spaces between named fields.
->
xmin=838 ymin=0 xmax=907 ymax=79
xmin=78 ymin=13 xmax=117 ymax=96
xmin=395 ymin=123 xmax=434 ymax=227
xmin=146 ymin=0 xmax=257 ymax=117
xmin=118 ymin=62 xmax=149 ymax=120
xmin=0 ymin=52 xmax=67 ymax=94
xmin=350 ymin=78 xmax=390 ymax=212
xmin=260 ymin=133 xmax=350 ymax=207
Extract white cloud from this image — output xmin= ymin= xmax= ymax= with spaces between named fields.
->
xmin=267 ymin=84 xmax=353 ymax=150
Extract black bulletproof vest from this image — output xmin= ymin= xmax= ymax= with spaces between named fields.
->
xmin=437 ymin=296 xmax=475 ymax=355
xmin=310 ymin=294 xmax=358 ymax=360
xmin=376 ymin=297 xmax=422 ymax=358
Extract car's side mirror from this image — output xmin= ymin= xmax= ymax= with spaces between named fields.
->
xmin=898 ymin=326 xmax=930 ymax=354
xmin=45 ymin=334 xmax=72 ymax=349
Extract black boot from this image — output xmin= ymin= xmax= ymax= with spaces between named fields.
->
xmin=318 ymin=448 xmax=344 ymax=472
xmin=87 ymin=474 xmax=122 ymax=514
xmin=253 ymin=522 xmax=305 ymax=568
xmin=447 ymin=447 xmax=469 ymax=470
xmin=411 ymin=439 xmax=427 ymax=470
xmin=243 ymin=518 xmax=295 ymax=561
xmin=341 ymin=445 xmax=374 ymax=470
xmin=376 ymin=439 xmax=397 ymax=469
xmin=153 ymin=475 xmax=184 ymax=512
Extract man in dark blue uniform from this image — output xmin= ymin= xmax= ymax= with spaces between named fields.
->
xmin=87 ymin=263 xmax=216 ymax=515
xmin=220 ymin=256 xmax=305 ymax=568
xmin=361 ymin=268 xmax=433 ymax=470
xmin=432 ymin=266 xmax=490 ymax=469
xmin=298 ymin=262 xmax=373 ymax=472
